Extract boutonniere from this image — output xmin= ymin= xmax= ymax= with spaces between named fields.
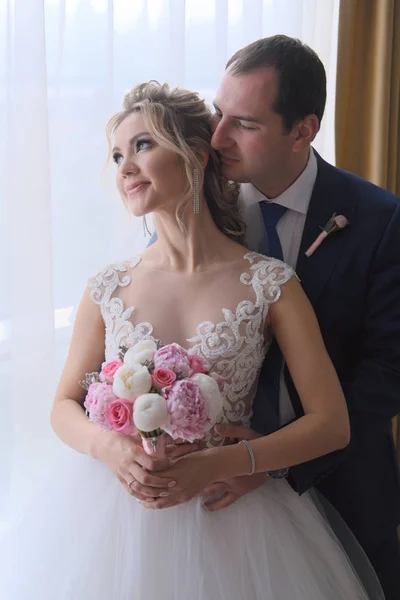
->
xmin=305 ymin=213 xmax=349 ymax=258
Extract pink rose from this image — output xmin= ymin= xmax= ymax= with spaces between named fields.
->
xmin=189 ymin=354 xmax=207 ymax=375
xmin=153 ymin=343 xmax=192 ymax=378
xmin=105 ymin=399 xmax=136 ymax=435
xmin=100 ymin=359 xmax=123 ymax=383
xmin=163 ymin=379 xmax=210 ymax=442
xmin=152 ymin=367 xmax=177 ymax=390
xmin=84 ymin=382 xmax=116 ymax=430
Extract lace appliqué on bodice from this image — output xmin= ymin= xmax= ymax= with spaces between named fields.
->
xmin=88 ymin=252 xmax=295 ymax=447
xmin=89 ymin=256 xmax=155 ymax=350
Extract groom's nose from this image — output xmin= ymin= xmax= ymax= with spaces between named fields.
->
xmin=211 ymin=117 xmax=235 ymax=151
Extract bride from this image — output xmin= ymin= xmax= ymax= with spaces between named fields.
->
xmin=0 ymin=82 xmax=382 ymax=599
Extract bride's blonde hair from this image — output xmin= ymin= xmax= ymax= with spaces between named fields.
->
xmin=106 ymin=81 xmax=246 ymax=244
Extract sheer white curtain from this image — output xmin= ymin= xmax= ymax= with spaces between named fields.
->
xmin=0 ymin=0 xmax=340 ymax=521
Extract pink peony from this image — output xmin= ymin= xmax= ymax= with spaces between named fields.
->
xmin=189 ymin=354 xmax=207 ymax=375
xmin=84 ymin=382 xmax=116 ymax=430
xmin=152 ymin=367 xmax=177 ymax=390
xmin=105 ymin=399 xmax=136 ymax=435
xmin=163 ymin=379 xmax=210 ymax=442
xmin=100 ymin=359 xmax=123 ymax=383
xmin=153 ymin=343 xmax=192 ymax=378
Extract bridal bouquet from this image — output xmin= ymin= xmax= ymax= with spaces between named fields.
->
xmin=79 ymin=341 xmax=223 ymax=457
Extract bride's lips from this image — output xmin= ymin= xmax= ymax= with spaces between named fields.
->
xmin=125 ymin=181 xmax=150 ymax=195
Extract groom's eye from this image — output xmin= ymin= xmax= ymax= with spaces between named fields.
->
xmin=238 ymin=122 xmax=257 ymax=131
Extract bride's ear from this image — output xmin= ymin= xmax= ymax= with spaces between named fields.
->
xmin=195 ymin=150 xmax=209 ymax=170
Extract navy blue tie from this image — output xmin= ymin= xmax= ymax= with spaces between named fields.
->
xmin=259 ymin=202 xmax=287 ymax=260
xmin=255 ymin=202 xmax=287 ymax=433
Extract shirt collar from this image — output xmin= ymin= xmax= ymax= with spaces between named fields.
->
xmin=240 ymin=148 xmax=318 ymax=215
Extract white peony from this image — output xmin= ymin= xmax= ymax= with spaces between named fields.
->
xmin=124 ymin=340 xmax=158 ymax=367
xmin=134 ymin=393 xmax=169 ymax=432
xmin=190 ymin=373 xmax=224 ymax=424
xmin=113 ymin=364 xmax=152 ymax=400
xmin=130 ymin=340 xmax=158 ymax=352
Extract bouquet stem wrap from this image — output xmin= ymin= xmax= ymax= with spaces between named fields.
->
xmin=140 ymin=429 xmax=167 ymax=458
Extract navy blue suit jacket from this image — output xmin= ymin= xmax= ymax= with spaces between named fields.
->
xmin=251 ymin=151 xmax=400 ymax=550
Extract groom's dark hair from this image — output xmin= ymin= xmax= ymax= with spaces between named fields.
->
xmin=226 ymin=35 xmax=327 ymax=132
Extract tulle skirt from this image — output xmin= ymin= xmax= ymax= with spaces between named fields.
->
xmin=0 ymin=446 xmax=383 ymax=600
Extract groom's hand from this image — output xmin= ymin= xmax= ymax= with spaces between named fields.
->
xmin=215 ymin=423 xmax=261 ymax=442
xmin=166 ymin=438 xmax=206 ymax=459
xmin=202 ymin=424 xmax=267 ymax=511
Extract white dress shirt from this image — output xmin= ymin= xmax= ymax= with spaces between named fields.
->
xmin=239 ymin=150 xmax=318 ymax=424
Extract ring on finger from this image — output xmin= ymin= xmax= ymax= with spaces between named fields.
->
xmin=128 ymin=478 xmax=136 ymax=490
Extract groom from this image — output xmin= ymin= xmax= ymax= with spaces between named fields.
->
xmin=205 ymin=35 xmax=400 ymax=600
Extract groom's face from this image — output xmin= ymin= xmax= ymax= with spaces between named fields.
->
xmin=211 ymin=67 xmax=296 ymax=192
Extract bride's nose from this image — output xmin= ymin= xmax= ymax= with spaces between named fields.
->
xmin=120 ymin=157 xmax=140 ymax=177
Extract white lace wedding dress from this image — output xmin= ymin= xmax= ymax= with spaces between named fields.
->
xmin=0 ymin=253 xmax=382 ymax=599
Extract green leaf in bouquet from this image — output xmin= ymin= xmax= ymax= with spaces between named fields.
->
xmin=118 ymin=345 xmax=129 ymax=361
xmin=142 ymin=359 xmax=155 ymax=371
xmin=78 ymin=371 xmax=101 ymax=391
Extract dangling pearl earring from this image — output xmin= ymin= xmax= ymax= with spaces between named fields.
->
xmin=193 ymin=168 xmax=200 ymax=214
xmin=142 ymin=215 xmax=151 ymax=237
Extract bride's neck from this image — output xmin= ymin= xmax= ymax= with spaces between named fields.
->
xmin=148 ymin=205 xmax=239 ymax=273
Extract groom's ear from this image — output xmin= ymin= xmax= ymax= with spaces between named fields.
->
xmin=291 ymin=114 xmax=320 ymax=152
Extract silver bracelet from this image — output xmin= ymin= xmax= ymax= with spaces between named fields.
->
xmin=239 ymin=440 xmax=256 ymax=475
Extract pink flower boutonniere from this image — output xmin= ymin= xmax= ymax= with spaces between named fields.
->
xmin=305 ymin=213 xmax=349 ymax=258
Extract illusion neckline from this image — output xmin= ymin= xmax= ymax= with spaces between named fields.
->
xmin=106 ymin=251 xmax=272 ymax=352
xmin=132 ymin=252 xmax=253 ymax=275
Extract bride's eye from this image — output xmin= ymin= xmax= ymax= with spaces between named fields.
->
xmin=135 ymin=138 xmax=152 ymax=152
xmin=112 ymin=152 xmax=123 ymax=165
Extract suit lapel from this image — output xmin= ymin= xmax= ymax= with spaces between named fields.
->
xmin=295 ymin=152 xmax=356 ymax=308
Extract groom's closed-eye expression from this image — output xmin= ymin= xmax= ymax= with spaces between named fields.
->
xmin=211 ymin=67 xmax=302 ymax=197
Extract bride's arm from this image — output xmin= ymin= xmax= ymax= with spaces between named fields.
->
xmin=212 ymin=276 xmax=350 ymax=479
xmin=50 ymin=288 xmax=177 ymax=499
xmin=148 ymin=277 xmax=350 ymax=508
xmin=50 ymin=287 xmax=110 ymax=456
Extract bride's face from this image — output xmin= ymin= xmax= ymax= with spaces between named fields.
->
xmin=112 ymin=112 xmax=187 ymax=216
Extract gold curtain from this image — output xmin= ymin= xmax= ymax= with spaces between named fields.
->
xmin=335 ymin=0 xmax=400 ymax=449
xmin=336 ymin=0 xmax=400 ymax=194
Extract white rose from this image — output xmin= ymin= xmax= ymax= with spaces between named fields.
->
xmin=190 ymin=373 xmax=224 ymax=425
xmin=113 ymin=364 xmax=152 ymax=400
xmin=134 ymin=393 xmax=168 ymax=432
xmin=124 ymin=340 xmax=158 ymax=366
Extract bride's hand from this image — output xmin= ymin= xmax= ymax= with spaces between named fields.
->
xmin=201 ymin=424 xmax=267 ymax=511
xmin=139 ymin=449 xmax=219 ymax=509
xmin=140 ymin=424 xmax=264 ymax=509
xmin=97 ymin=431 xmax=202 ymax=502
xmin=97 ymin=431 xmax=172 ymax=500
